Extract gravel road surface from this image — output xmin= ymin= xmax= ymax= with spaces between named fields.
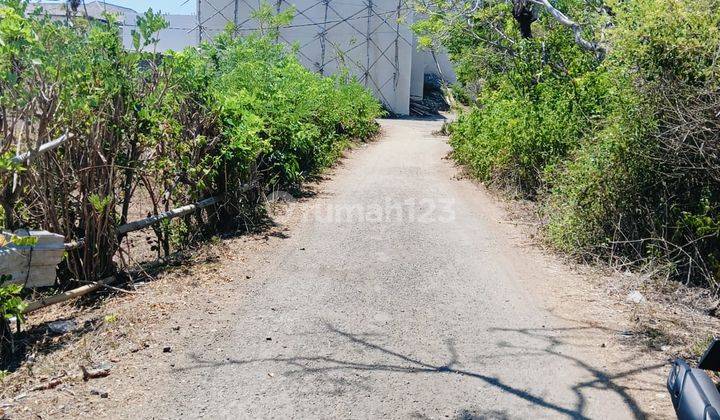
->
xmin=112 ymin=118 xmax=665 ymax=419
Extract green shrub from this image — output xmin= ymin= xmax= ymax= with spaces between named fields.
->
xmin=545 ymin=0 xmax=720 ymax=286
xmin=449 ymin=28 xmax=611 ymax=195
xmin=206 ymin=35 xmax=381 ymax=187
xmin=0 ymin=278 xmax=24 ymax=325
xmin=0 ymin=1 xmax=382 ymax=284
xmin=544 ymin=93 xmax=656 ymax=253
xmin=420 ymin=0 xmax=720 ymax=287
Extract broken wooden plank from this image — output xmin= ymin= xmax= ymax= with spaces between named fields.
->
xmin=11 ymin=133 xmax=73 ymax=165
xmin=117 ymin=196 xmax=221 ymax=235
xmin=23 ymin=275 xmax=116 ymax=313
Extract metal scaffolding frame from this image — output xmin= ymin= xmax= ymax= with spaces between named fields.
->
xmin=196 ymin=0 xmax=411 ymax=109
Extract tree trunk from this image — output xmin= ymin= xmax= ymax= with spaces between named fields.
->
xmin=513 ymin=0 xmax=535 ymax=39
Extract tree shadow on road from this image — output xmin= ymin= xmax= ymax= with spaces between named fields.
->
xmin=488 ymin=324 xmax=666 ymax=418
xmin=178 ymin=322 xmax=666 ymax=419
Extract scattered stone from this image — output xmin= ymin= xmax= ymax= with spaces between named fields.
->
xmin=130 ymin=345 xmax=144 ymax=353
xmin=90 ymin=388 xmax=109 ymax=398
xmin=601 ymin=343 xmax=607 ymax=348
xmin=172 ymin=326 xmax=181 ymax=332
xmin=626 ymin=290 xmax=646 ymax=304
xmin=163 ymin=346 xmax=172 ymax=353
xmin=47 ymin=320 xmax=77 ymax=335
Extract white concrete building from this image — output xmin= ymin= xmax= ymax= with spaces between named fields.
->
xmin=197 ymin=0 xmax=455 ymax=115
xmin=29 ymin=1 xmax=198 ymax=52
xmin=153 ymin=14 xmax=199 ymax=52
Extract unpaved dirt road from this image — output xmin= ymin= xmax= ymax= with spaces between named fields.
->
xmin=99 ymin=118 xmax=668 ymax=419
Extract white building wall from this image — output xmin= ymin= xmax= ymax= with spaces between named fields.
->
xmin=199 ymin=0 xmax=414 ymax=115
xmin=29 ymin=2 xmax=197 ymax=53
xmin=121 ymin=12 xmax=198 ymax=52
xmin=410 ymin=44 xmax=457 ymax=99
xmin=153 ymin=15 xmax=198 ymax=52
xmin=119 ymin=10 xmax=138 ymax=50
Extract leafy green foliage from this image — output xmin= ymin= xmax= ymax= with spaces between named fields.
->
xmin=0 ymin=278 xmax=24 ymax=323
xmin=438 ymin=0 xmax=610 ymax=195
xmin=420 ymin=0 xmax=720 ymax=287
xmin=544 ymin=91 xmax=655 ymax=253
xmin=0 ymin=1 xmax=381 ymax=283
xmin=250 ymin=1 xmax=296 ymax=37
xmin=450 ymin=66 xmax=612 ymax=193
xmin=545 ymin=0 xmax=720 ymax=285
xmin=131 ymin=9 xmax=169 ymax=51
xmin=0 ymin=234 xmax=35 ymax=331
xmin=204 ymin=33 xmax=381 ymax=186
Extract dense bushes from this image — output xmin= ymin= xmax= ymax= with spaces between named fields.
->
xmin=0 ymin=0 xmax=382 ymax=284
xmin=417 ymin=0 xmax=720 ymax=288
xmin=546 ymin=0 xmax=720 ymax=285
xmin=450 ymin=69 xmax=612 ymax=194
xmin=435 ymin=0 xmax=613 ymax=195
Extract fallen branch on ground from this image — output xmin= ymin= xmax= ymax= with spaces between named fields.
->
xmin=23 ymin=276 xmax=116 ymax=314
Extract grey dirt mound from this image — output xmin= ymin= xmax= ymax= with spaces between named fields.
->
xmin=3 ymin=118 xmax=674 ymax=419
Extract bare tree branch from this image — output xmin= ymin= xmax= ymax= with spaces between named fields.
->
xmin=529 ymin=0 xmax=605 ymax=55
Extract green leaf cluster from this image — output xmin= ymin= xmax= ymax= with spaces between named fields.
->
xmin=420 ymin=0 xmax=720 ymax=287
xmin=0 ymin=1 xmax=382 ymax=281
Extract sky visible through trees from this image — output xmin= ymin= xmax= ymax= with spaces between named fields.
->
xmin=33 ymin=0 xmax=195 ymax=14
